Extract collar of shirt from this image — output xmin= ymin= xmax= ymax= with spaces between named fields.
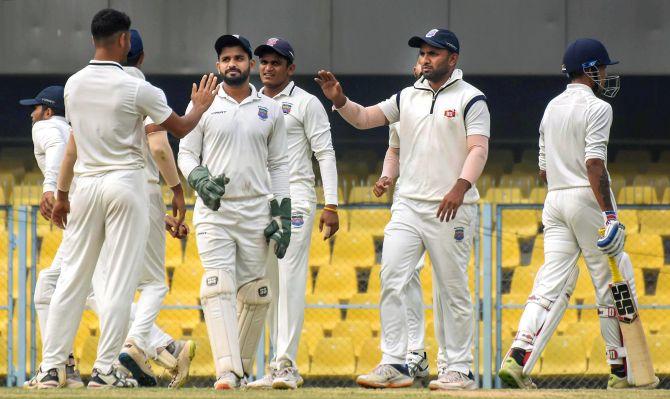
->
xmin=413 ymin=68 xmax=463 ymax=92
xmin=123 ymin=66 xmax=146 ymax=81
xmin=566 ymin=83 xmax=595 ymax=96
xmin=88 ymin=60 xmax=124 ymax=70
xmin=50 ymin=115 xmax=68 ymax=124
xmin=260 ymin=81 xmax=296 ymax=99
xmin=217 ymin=83 xmax=262 ymax=105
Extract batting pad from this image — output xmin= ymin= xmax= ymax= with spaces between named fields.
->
xmin=237 ymin=278 xmax=272 ymax=374
xmin=200 ymin=269 xmax=243 ymax=378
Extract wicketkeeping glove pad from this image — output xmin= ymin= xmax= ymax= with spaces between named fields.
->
xmin=187 ymin=166 xmax=229 ymax=211
xmin=264 ymin=198 xmax=292 ymax=259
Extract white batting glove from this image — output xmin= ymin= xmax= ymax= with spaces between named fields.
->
xmin=597 ymin=211 xmax=626 ymax=257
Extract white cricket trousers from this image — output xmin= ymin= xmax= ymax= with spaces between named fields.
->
xmin=266 ymin=200 xmax=316 ymax=368
xmin=41 ymin=169 xmax=149 ymax=373
xmin=513 ymin=187 xmax=630 ymax=365
xmin=92 ymin=183 xmax=170 ymax=359
xmin=380 ymin=197 xmax=476 ymax=374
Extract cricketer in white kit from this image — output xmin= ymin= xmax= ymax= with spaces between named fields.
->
xmin=316 ymin=28 xmax=489 ymax=391
xmin=177 ymin=34 xmax=290 ymax=390
xmin=375 ymin=120 xmax=448 ymax=381
xmin=40 ymin=8 xmax=217 ymax=390
xmin=246 ymin=37 xmax=339 ymax=390
xmin=498 ymin=39 xmax=640 ymax=390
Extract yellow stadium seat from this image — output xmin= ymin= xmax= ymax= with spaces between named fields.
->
xmin=308 ymin=235 xmax=331 ymax=266
xmin=477 ymin=174 xmax=496 ymax=195
xmin=648 ymin=335 xmax=670 ymax=374
xmin=509 ymin=266 xmax=538 ymax=297
xmin=617 ymin=186 xmax=658 ymax=205
xmin=633 ymin=175 xmax=669 ymax=196
xmin=168 ymin=266 xmax=202 ymax=305
xmin=487 ymin=149 xmax=514 ymax=169
xmin=637 ymin=210 xmax=670 ymax=235
xmin=333 ymin=321 xmax=374 ymax=356
xmin=38 ymin=228 xmax=62 ymax=268
xmin=313 ymin=266 xmax=358 ymax=299
xmin=654 ymin=274 xmax=670 ymax=301
xmin=347 ymin=186 xmax=389 ymax=204
xmin=585 ymin=335 xmax=610 ymax=374
xmin=310 ymin=337 xmax=356 ymax=376
xmin=501 ymin=210 xmax=540 ymax=236
xmin=296 ymin=338 xmax=310 ymax=374
xmin=305 ymin=294 xmax=343 ymax=330
xmin=419 ymin=261 xmax=433 ymax=304
xmin=484 ymin=188 xmax=524 ymax=204
xmin=315 ymin=185 xmax=346 ymax=205
xmin=330 ymin=232 xmax=377 ymax=268
xmin=565 ymin=321 xmax=600 ymax=339
xmin=355 ymin=337 xmax=380 ymax=374
xmin=346 ymin=293 xmax=379 ymax=327
xmin=347 ymin=209 xmax=390 ymax=233
xmin=501 ymin=233 xmax=521 ymax=267
xmin=618 ymin=209 xmax=639 ymax=234
xmin=165 ymin=236 xmax=185 ymax=267
xmin=76 ymin=335 xmax=99 ymax=374
xmin=301 ymin=322 xmax=324 ymax=357
xmin=155 ymin=309 xmax=201 ymax=337
xmin=625 ymin=234 xmax=664 ymax=269
xmin=528 ymin=187 xmax=547 ymax=204
xmin=540 ymin=335 xmax=587 ymax=375
xmin=528 ymin=234 xmax=544 ymax=269
xmin=366 ymin=265 xmax=381 ymax=294
xmin=183 ymin=234 xmax=200 ymax=266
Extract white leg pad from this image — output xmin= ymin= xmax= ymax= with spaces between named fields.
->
xmin=200 ymin=269 xmax=243 ymax=378
xmin=237 ymin=278 xmax=272 ymax=375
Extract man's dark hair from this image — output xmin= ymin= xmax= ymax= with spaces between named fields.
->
xmin=43 ymin=106 xmax=65 ymax=117
xmin=91 ymin=8 xmax=131 ymax=42
xmin=568 ymin=71 xmax=584 ymax=82
xmin=125 ymin=53 xmax=142 ymax=67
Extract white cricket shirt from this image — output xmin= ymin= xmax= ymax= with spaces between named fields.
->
xmin=64 ymin=60 xmax=172 ymax=176
xmin=261 ymin=81 xmax=338 ymax=205
xmin=538 ymin=83 xmax=612 ymax=191
xmin=377 ymin=69 xmax=490 ymax=203
xmin=123 ymin=66 xmax=161 ymax=184
xmin=389 ymin=122 xmax=400 ymax=148
xmin=178 ymin=84 xmax=289 ymax=200
xmin=32 ymin=116 xmax=70 ymax=193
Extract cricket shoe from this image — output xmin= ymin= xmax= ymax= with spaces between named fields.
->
xmin=65 ymin=353 xmax=84 ymax=388
xmin=406 ymin=351 xmax=429 ymax=379
xmin=608 ymin=373 xmax=659 ymax=390
xmin=118 ymin=339 xmax=157 ymax=387
xmin=246 ymin=370 xmax=275 ymax=389
xmin=25 ymin=367 xmax=65 ymax=389
xmin=356 ymin=364 xmax=413 ymax=389
xmin=497 ymin=357 xmax=536 ymax=389
xmin=272 ymin=366 xmax=304 ymax=390
xmin=155 ymin=340 xmax=196 ymax=388
xmin=213 ymin=371 xmax=243 ymax=390
xmin=88 ymin=366 xmax=138 ymax=389
xmin=429 ymin=370 xmax=478 ymax=391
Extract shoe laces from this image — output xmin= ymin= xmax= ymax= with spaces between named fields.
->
xmin=275 ymin=366 xmax=297 ymax=379
xmin=373 ymin=364 xmax=399 ymax=378
xmin=443 ymin=370 xmax=469 ymax=383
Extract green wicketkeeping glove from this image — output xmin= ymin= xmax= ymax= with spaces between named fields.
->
xmin=187 ymin=166 xmax=229 ymax=211
xmin=264 ymin=198 xmax=292 ymax=258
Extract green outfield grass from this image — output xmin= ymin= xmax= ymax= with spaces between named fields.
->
xmin=1 ymin=388 xmax=669 ymax=399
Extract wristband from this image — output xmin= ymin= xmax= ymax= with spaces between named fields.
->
xmin=603 ymin=210 xmax=617 ymax=222
xmin=323 ymin=206 xmax=338 ymax=214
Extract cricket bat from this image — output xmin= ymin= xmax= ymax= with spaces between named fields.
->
xmin=607 ymin=253 xmax=657 ymax=387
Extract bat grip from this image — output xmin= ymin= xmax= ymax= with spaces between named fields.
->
xmin=609 ymin=256 xmax=623 ymax=283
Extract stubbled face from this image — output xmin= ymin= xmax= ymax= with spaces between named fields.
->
xmin=30 ymin=105 xmax=50 ymax=126
xmin=418 ymin=43 xmax=457 ymax=82
xmin=259 ymin=52 xmax=294 ymax=89
xmin=217 ymin=46 xmax=253 ymax=86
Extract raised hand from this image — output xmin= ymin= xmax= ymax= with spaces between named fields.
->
xmin=191 ymin=73 xmax=219 ymax=111
xmin=314 ymin=70 xmax=347 ymax=108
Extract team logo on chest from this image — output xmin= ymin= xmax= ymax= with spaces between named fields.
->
xmin=444 ymin=109 xmax=457 ymax=118
xmin=282 ymin=102 xmax=293 ymax=115
xmin=291 ymin=213 xmax=304 ymax=228
xmin=454 ymin=227 xmax=465 ymax=242
xmin=257 ymin=106 xmax=269 ymax=121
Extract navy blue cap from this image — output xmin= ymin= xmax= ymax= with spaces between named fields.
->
xmin=215 ymin=34 xmax=253 ymax=58
xmin=409 ymin=28 xmax=459 ymax=54
xmin=254 ymin=37 xmax=295 ymax=63
xmin=128 ymin=29 xmax=144 ymax=59
xmin=562 ymin=38 xmax=618 ymax=74
xmin=19 ymin=86 xmax=65 ymax=110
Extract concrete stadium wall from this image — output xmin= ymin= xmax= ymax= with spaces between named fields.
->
xmin=0 ymin=0 xmax=669 ymax=75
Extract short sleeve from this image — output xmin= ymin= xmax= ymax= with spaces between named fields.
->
xmin=377 ymin=93 xmax=400 ymax=125
xmin=388 ymin=123 xmax=400 ymax=148
xmin=585 ymin=102 xmax=613 ymax=161
xmin=464 ymin=99 xmax=490 ymax=137
xmin=135 ymin=81 xmax=173 ymax=125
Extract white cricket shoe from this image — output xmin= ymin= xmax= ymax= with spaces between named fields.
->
xmin=406 ymin=351 xmax=429 ymax=379
xmin=213 ymin=371 xmax=243 ymax=390
xmin=428 ymin=370 xmax=477 ymax=391
xmin=246 ymin=371 xmax=275 ymax=389
xmin=87 ymin=366 xmax=138 ymax=389
xmin=356 ymin=364 xmax=413 ymax=389
xmin=25 ymin=367 xmax=65 ymax=389
xmin=118 ymin=339 xmax=157 ymax=387
xmin=272 ymin=366 xmax=304 ymax=389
